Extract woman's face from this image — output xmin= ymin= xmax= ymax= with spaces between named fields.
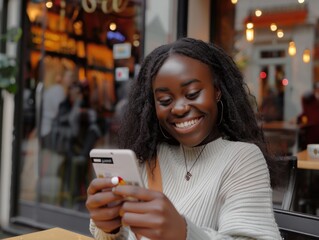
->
xmin=152 ymin=54 xmax=221 ymax=147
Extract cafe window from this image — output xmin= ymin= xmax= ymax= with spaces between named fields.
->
xmin=14 ymin=0 xmax=145 ymax=234
xmin=229 ymin=0 xmax=319 ymax=236
xmin=260 ymin=50 xmax=286 ymax=59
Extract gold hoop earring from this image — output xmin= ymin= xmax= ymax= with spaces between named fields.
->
xmin=159 ymin=125 xmax=170 ymax=139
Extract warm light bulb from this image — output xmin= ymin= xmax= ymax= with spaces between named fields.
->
xmin=277 ymin=29 xmax=284 ymax=38
xmin=109 ymin=22 xmax=117 ymax=31
xmin=270 ymin=23 xmax=277 ymax=31
xmin=46 ymin=1 xmax=53 ymax=8
xmin=255 ymin=9 xmax=262 ymax=17
xmin=246 ymin=22 xmax=254 ymax=29
xmin=298 ymin=0 xmax=305 ymax=3
xmin=245 ymin=16 xmax=254 ymax=42
xmin=288 ymin=41 xmax=296 ymax=56
xmin=303 ymin=49 xmax=311 ymax=63
xmin=246 ymin=28 xmax=254 ymax=42
xmin=231 ymin=0 xmax=238 ymax=4
xmin=133 ymin=40 xmax=140 ymax=47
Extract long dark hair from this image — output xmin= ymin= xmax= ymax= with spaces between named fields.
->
xmin=118 ymin=37 xmax=277 ymax=186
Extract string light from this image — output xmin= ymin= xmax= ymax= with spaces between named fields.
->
xmin=109 ymin=22 xmax=117 ymax=31
xmin=277 ymin=29 xmax=284 ymax=38
xmin=255 ymin=9 xmax=262 ymax=17
xmin=46 ymin=1 xmax=53 ymax=8
xmin=303 ymin=49 xmax=311 ymax=63
xmin=246 ymin=17 xmax=254 ymax=42
xmin=288 ymin=41 xmax=296 ymax=56
xmin=270 ymin=23 xmax=277 ymax=31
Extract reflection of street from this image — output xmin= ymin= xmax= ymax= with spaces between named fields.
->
xmin=20 ymin=131 xmax=38 ymax=201
xmin=292 ymin=169 xmax=319 ymax=217
xmin=20 ymin=126 xmax=119 ymax=210
xmin=20 ymin=57 xmax=123 ymax=210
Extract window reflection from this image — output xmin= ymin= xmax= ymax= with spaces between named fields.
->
xmin=230 ymin=0 xmax=319 ymax=219
xmin=20 ymin=0 xmax=143 ymax=213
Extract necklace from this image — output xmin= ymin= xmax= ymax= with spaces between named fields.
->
xmin=182 ymin=144 xmax=207 ymax=181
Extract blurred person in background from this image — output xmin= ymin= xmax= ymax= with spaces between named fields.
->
xmin=40 ymin=58 xmax=75 ymax=149
xmin=298 ymin=81 xmax=319 ymax=148
xmin=260 ymin=87 xmax=283 ymax=122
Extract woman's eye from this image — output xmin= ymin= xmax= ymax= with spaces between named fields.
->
xmin=158 ymin=98 xmax=172 ymax=106
xmin=186 ymin=90 xmax=200 ymax=99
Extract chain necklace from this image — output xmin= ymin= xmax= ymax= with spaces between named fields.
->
xmin=182 ymin=144 xmax=207 ymax=181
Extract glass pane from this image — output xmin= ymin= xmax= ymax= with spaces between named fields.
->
xmin=19 ymin=0 xmax=144 ymax=216
xmin=232 ymin=0 xmax=319 ymax=220
xmin=259 ymin=64 xmax=284 ymax=123
xmin=260 ymin=50 xmax=286 ymax=59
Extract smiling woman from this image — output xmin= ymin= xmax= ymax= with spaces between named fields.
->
xmin=85 ymin=37 xmax=282 ymax=240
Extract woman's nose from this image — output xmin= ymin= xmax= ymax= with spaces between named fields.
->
xmin=171 ymin=100 xmax=190 ymax=116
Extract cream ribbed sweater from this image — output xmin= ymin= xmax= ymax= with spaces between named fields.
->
xmin=90 ymin=138 xmax=282 ymax=240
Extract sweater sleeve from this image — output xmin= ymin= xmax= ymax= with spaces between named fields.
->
xmin=89 ymin=219 xmax=130 ymax=240
xmin=184 ymin=144 xmax=282 ymax=240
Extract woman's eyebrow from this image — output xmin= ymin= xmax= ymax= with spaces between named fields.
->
xmin=180 ymin=79 xmax=200 ymax=87
xmin=154 ymin=87 xmax=169 ymax=93
xmin=154 ymin=79 xmax=200 ymax=93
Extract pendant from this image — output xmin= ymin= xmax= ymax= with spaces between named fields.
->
xmin=185 ymin=172 xmax=192 ymax=181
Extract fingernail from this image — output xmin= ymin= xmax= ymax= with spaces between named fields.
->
xmin=118 ymin=177 xmax=126 ymax=185
xmin=111 ymin=176 xmax=119 ymax=185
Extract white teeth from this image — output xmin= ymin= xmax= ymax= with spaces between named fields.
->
xmin=175 ymin=118 xmax=199 ymax=129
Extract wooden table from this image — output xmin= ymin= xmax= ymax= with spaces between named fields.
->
xmin=297 ymin=149 xmax=319 ymax=170
xmin=3 ymin=228 xmax=94 ymax=240
xmin=261 ymin=121 xmax=299 ymax=131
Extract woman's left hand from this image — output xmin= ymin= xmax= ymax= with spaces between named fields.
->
xmin=112 ymin=185 xmax=187 ymax=240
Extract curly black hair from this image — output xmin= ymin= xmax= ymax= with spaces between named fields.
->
xmin=118 ymin=37 xmax=278 ymax=186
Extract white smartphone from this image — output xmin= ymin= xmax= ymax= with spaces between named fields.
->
xmin=89 ymin=148 xmax=145 ymax=188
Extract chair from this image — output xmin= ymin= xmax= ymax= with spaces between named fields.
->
xmin=274 ymin=209 xmax=319 ymax=239
xmin=272 ymin=156 xmax=297 ymax=211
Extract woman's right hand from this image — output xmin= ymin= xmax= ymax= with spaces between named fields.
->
xmin=86 ymin=177 xmax=125 ymax=233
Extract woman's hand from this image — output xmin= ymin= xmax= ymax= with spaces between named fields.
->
xmin=113 ymin=185 xmax=187 ymax=240
xmin=86 ymin=177 xmax=125 ymax=233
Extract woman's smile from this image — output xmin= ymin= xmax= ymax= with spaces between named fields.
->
xmin=173 ymin=116 xmax=202 ymax=129
xmin=169 ymin=116 xmax=205 ymax=139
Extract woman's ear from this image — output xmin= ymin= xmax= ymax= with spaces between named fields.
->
xmin=216 ymin=88 xmax=222 ymax=101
